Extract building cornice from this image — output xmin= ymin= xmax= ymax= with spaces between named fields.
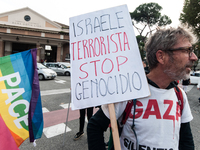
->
xmin=0 ymin=32 xmax=69 ymax=42
xmin=0 ymin=24 xmax=69 ymax=35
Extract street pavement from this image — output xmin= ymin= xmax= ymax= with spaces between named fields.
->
xmin=186 ymin=85 xmax=200 ymax=150
xmin=19 ymin=84 xmax=200 ymax=150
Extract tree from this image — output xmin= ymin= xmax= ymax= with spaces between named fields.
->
xmin=180 ymin=0 xmax=200 ymax=70
xmin=130 ymin=2 xmax=172 ymax=60
xmin=179 ymin=0 xmax=200 ymax=38
xmin=136 ymin=35 xmax=146 ymax=59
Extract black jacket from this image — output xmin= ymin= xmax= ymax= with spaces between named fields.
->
xmin=87 ymin=79 xmax=194 ymax=150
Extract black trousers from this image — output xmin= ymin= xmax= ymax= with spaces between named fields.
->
xmin=79 ymin=107 xmax=93 ymax=132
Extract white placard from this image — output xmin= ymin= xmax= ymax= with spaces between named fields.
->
xmin=70 ymin=5 xmax=150 ymax=110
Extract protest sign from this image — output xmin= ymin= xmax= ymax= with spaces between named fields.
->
xmin=70 ymin=5 xmax=150 ymax=110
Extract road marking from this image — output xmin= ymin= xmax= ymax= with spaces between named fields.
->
xmin=42 ymin=105 xmax=99 ymax=138
xmin=55 ymin=79 xmax=66 ymax=84
xmin=43 ymin=123 xmax=71 ymax=138
xmin=43 ymin=108 xmax=79 ymax=128
xmin=43 ymin=106 xmax=98 ymax=128
xmin=60 ymin=103 xmax=72 ymax=109
xmin=41 ymin=88 xmax=70 ymax=96
xmin=42 ymin=107 xmax=49 ymax=113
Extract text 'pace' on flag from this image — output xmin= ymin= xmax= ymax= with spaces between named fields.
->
xmin=0 ymin=49 xmax=43 ymax=148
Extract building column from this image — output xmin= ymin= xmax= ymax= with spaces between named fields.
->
xmin=60 ymin=46 xmax=63 ymax=62
xmin=40 ymin=44 xmax=45 ymax=62
xmin=56 ymin=46 xmax=61 ymax=62
xmin=0 ymin=40 xmax=4 ymax=57
xmin=36 ymin=43 xmax=41 ymax=62
xmin=4 ymin=41 xmax=12 ymax=56
xmin=62 ymin=43 xmax=69 ymax=62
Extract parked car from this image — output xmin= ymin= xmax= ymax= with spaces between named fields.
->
xmin=190 ymin=71 xmax=200 ymax=84
xmin=59 ymin=62 xmax=71 ymax=68
xmin=37 ymin=63 xmax=57 ymax=80
xmin=45 ymin=62 xmax=71 ymax=76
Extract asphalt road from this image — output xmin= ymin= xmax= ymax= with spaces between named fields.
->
xmin=19 ymin=76 xmax=200 ymax=150
xmin=19 ymin=75 xmax=109 ymax=150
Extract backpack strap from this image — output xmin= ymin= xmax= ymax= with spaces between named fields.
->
xmin=131 ymin=99 xmax=139 ymax=150
xmin=174 ymin=86 xmax=184 ymax=115
xmin=131 ymin=99 xmax=137 ymax=129
xmin=121 ymin=100 xmax=133 ymax=124
xmin=118 ymin=99 xmax=138 ymax=150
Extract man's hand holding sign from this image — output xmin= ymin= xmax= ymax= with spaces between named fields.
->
xmin=70 ymin=5 xmax=150 ymax=150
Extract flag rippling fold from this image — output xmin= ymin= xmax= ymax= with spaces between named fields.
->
xmin=0 ymin=49 xmax=43 ymax=149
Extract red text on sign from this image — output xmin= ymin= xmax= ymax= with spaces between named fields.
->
xmin=71 ymin=32 xmax=130 ymax=61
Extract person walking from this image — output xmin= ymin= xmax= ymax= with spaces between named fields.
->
xmin=73 ymin=107 xmax=93 ymax=140
xmin=87 ymin=27 xmax=197 ymax=150
xmin=182 ymin=78 xmax=190 ymax=94
xmin=43 ymin=59 xmax=47 ymax=66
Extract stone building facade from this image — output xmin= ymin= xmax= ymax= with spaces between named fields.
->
xmin=0 ymin=7 xmax=70 ymax=62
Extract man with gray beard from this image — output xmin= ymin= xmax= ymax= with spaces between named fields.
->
xmin=87 ymin=27 xmax=197 ymax=150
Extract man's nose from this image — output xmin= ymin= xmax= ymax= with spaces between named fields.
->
xmin=190 ymin=52 xmax=198 ymax=61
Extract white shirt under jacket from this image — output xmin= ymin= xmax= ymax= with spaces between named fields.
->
xmin=102 ymin=84 xmax=193 ymax=150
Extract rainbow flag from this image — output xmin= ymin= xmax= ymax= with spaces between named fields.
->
xmin=0 ymin=49 xmax=43 ymax=148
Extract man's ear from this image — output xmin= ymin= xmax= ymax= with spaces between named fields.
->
xmin=156 ymin=50 xmax=166 ymax=64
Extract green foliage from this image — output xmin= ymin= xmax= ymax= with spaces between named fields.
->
xmin=179 ymin=0 xmax=200 ymax=37
xmin=180 ymin=0 xmax=200 ymax=67
xmin=130 ymin=3 xmax=172 ymax=28
xmin=158 ymin=15 xmax=172 ymax=26
xmin=136 ymin=35 xmax=146 ymax=59
xmin=130 ymin=2 xmax=172 ymax=60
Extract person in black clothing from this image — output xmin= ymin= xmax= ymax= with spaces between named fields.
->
xmin=87 ymin=27 xmax=197 ymax=150
xmin=143 ymin=60 xmax=150 ymax=74
xmin=73 ymin=107 xmax=93 ymax=140
xmin=182 ymin=78 xmax=190 ymax=94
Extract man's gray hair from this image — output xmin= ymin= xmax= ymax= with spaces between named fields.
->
xmin=145 ymin=27 xmax=197 ymax=70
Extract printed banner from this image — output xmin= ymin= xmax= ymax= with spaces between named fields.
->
xmin=70 ymin=5 xmax=150 ymax=110
xmin=0 ymin=49 xmax=43 ymax=148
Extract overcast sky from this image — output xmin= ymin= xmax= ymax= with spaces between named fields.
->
xmin=0 ymin=0 xmax=184 ymax=34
